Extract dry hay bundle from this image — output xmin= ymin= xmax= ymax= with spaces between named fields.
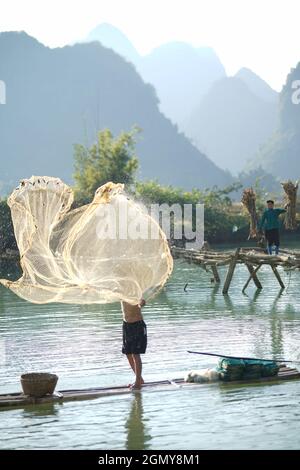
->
xmin=281 ymin=180 xmax=298 ymax=230
xmin=242 ymin=188 xmax=259 ymax=239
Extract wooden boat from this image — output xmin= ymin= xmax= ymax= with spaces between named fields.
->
xmin=0 ymin=366 xmax=299 ymax=410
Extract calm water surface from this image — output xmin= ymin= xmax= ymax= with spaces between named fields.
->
xmin=0 ymin=259 xmax=300 ymax=450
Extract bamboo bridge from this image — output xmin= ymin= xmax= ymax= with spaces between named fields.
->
xmin=171 ymin=246 xmax=300 ymax=294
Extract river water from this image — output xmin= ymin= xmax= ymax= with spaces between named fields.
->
xmin=0 ymin=259 xmax=300 ymax=449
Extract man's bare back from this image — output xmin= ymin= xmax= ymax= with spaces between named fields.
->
xmin=121 ymin=300 xmax=145 ymax=323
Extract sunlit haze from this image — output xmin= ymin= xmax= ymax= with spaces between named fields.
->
xmin=0 ymin=0 xmax=299 ymax=90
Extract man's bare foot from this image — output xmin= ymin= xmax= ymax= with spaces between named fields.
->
xmin=130 ymin=381 xmax=142 ymax=390
xmin=128 ymin=378 xmax=144 ymax=388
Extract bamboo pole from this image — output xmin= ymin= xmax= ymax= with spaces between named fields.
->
xmin=245 ymin=263 xmax=262 ymax=289
xmin=271 ymin=265 xmax=285 ymax=289
xmin=242 ymin=264 xmax=262 ymax=293
xmin=222 ymin=248 xmax=240 ymax=294
xmin=211 ymin=264 xmax=220 ymax=283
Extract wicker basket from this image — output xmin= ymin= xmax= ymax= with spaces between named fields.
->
xmin=21 ymin=373 xmax=58 ymax=398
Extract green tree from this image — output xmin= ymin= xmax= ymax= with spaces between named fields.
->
xmin=134 ymin=180 xmax=248 ymax=243
xmin=0 ymin=199 xmax=17 ymax=252
xmin=74 ymin=128 xmax=139 ymax=203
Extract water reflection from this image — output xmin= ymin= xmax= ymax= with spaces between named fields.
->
xmin=223 ymin=292 xmax=234 ymax=311
xmin=209 ymin=284 xmax=221 ymax=309
xmin=22 ymin=402 xmax=59 ymax=418
xmin=125 ymin=394 xmax=151 ymax=450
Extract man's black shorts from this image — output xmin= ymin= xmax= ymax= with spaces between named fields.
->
xmin=122 ymin=320 xmax=147 ymax=355
xmin=265 ymin=228 xmax=280 ymax=246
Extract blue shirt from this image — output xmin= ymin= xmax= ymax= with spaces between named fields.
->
xmin=259 ymin=208 xmax=286 ymax=231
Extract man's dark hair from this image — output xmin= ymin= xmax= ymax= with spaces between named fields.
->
xmin=267 ymin=199 xmax=274 ymax=204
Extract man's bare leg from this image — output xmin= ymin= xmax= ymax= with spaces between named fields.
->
xmin=126 ymin=354 xmax=136 ymax=374
xmin=131 ymin=354 xmax=143 ymax=389
xmin=126 ymin=354 xmax=144 ymax=387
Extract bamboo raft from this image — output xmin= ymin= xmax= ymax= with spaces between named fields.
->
xmin=0 ymin=366 xmax=299 ymax=409
xmin=172 ymin=246 xmax=300 ymax=293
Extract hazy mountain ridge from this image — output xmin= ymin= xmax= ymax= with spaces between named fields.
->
xmin=249 ymin=63 xmax=300 ymax=178
xmin=235 ymin=67 xmax=278 ymax=103
xmin=85 ymin=23 xmax=140 ymax=64
xmin=82 ymin=24 xmax=226 ymax=125
xmin=137 ymin=42 xmax=226 ymax=125
xmin=81 ymin=23 xmax=279 ymax=175
xmin=0 ymin=31 xmax=232 ymax=193
xmin=183 ymin=76 xmax=278 ymax=174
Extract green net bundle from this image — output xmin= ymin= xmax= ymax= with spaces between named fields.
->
xmin=216 ymin=357 xmax=279 ymax=382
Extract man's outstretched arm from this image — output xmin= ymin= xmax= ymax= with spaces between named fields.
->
xmin=276 ymin=208 xmax=287 ymax=215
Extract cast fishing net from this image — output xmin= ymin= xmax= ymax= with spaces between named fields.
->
xmin=0 ymin=176 xmax=173 ymax=304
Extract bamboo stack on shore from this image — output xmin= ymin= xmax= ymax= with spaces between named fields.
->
xmin=281 ymin=180 xmax=298 ymax=230
xmin=241 ymin=188 xmax=260 ymax=239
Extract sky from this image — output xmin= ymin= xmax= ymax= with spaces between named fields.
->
xmin=0 ymin=0 xmax=299 ymax=90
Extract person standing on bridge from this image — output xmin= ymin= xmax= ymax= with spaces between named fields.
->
xmin=259 ymin=200 xmax=287 ymax=255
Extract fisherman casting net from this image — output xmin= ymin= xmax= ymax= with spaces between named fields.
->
xmin=0 ymin=177 xmax=173 ymax=304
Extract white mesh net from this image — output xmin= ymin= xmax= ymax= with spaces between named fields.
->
xmin=0 ymin=176 xmax=173 ymax=304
